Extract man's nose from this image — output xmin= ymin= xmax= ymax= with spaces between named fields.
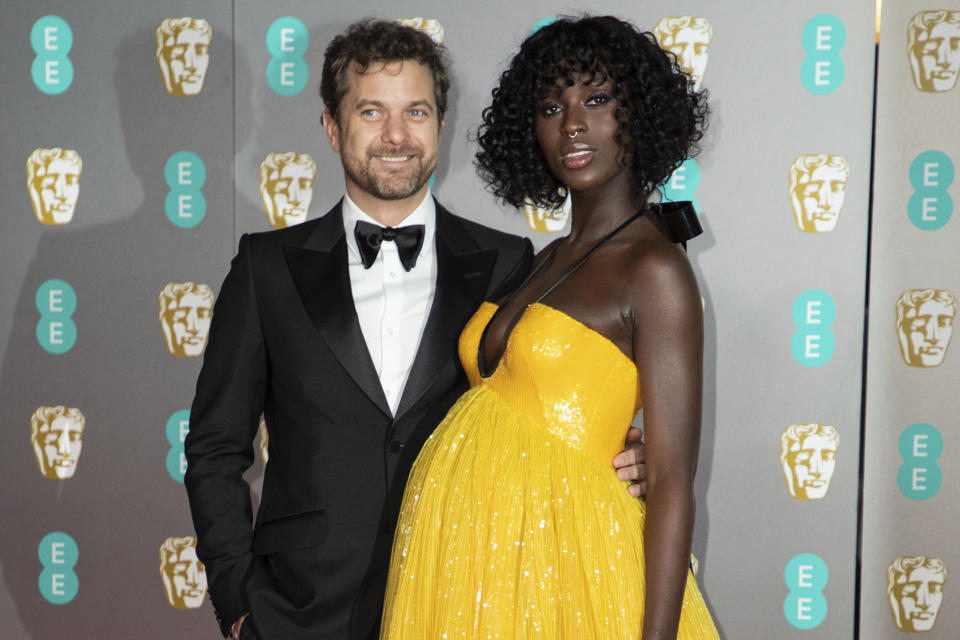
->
xmin=288 ymin=181 xmax=301 ymax=203
xmin=185 ymin=310 xmax=198 ymax=331
xmin=53 ymin=175 xmax=66 ymax=199
xmin=916 ymin=586 xmax=930 ymax=608
xmin=184 ymin=46 xmax=197 ymax=69
xmin=925 ymin=321 xmax=940 ymax=343
xmin=381 ymin=114 xmax=409 ymax=145
xmin=185 ymin=563 xmax=199 ymax=583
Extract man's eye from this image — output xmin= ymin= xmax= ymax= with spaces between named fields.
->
xmin=197 ymin=45 xmax=209 ymax=56
xmin=171 ymin=46 xmax=186 ymax=57
xmin=173 ymin=311 xmax=188 ymax=322
xmin=695 ymin=43 xmax=709 ymax=55
xmin=274 ymin=180 xmax=289 ymax=190
xmin=41 ymin=177 xmax=56 ymax=189
xmin=361 ymin=109 xmax=380 ymax=118
xmin=301 ymin=179 xmax=314 ymax=189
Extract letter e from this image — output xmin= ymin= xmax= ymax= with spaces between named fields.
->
xmin=45 ymin=59 xmax=60 ymax=85
xmin=280 ymin=61 xmax=294 ymax=86
xmin=280 ymin=27 xmax=294 ymax=52
xmin=922 ymin=197 xmax=938 ymax=221
xmin=51 ymin=541 xmax=65 ymax=564
xmin=670 ymin=168 xmax=687 ymax=190
xmin=816 ymin=25 xmax=832 ymax=50
xmin=913 ymin=434 xmax=928 ymax=457
xmin=805 ymin=334 xmax=821 ymax=359
xmin=177 ymin=162 xmax=192 ymax=185
xmin=797 ymin=596 xmax=812 ymax=620
xmin=48 ymin=289 xmax=64 ymax=313
xmin=49 ymin=321 xmax=64 ymax=345
xmin=797 ymin=564 xmax=813 ymax=588
xmin=912 ymin=467 xmax=927 ymax=491
xmin=923 ymin=162 xmax=940 ymax=187
xmin=814 ymin=60 xmax=830 ymax=86
xmin=51 ymin=573 xmax=65 ymax=596
xmin=178 ymin=194 xmax=192 ymax=218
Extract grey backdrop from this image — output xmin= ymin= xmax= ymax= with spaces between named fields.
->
xmin=3 ymin=1 xmax=949 ymax=639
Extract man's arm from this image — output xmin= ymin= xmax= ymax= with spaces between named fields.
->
xmin=184 ymin=234 xmax=266 ymax=637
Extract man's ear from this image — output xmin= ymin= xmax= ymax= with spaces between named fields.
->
xmin=438 ymin=116 xmax=445 ymax=138
xmin=322 ymin=109 xmax=341 ymax=153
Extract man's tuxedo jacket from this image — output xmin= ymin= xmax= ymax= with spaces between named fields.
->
xmin=184 ymin=200 xmax=532 ymax=639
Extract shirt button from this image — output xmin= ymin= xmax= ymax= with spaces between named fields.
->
xmin=389 ymin=440 xmax=404 ymax=453
xmin=389 ymin=271 xmax=398 ymax=279
xmin=387 ymin=326 xmax=396 ymax=335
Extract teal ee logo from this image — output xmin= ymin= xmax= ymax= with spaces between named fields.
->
xmin=165 ymin=410 xmax=190 ymax=483
xmin=661 ymin=158 xmax=702 ymax=213
xmin=529 ymin=16 xmax=560 ymax=35
xmin=908 ymin=151 xmax=954 ymax=231
xmin=31 ymin=16 xmax=74 ymax=95
xmin=792 ymin=289 xmax=836 ymax=366
xmin=38 ymin=531 xmax=79 ymax=604
xmin=784 ymin=553 xmax=828 ymax=629
xmin=266 ymin=17 xmax=308 ymax=96
xmin=897 ymin=423 xmax=943 ymax=500
xmin=801 ymin=14 xmax=846 ymax=94
xmin=164 ymin=151 xmax=206 ymax=228
xmin=36 ymin=279 xmax=77 ymax=354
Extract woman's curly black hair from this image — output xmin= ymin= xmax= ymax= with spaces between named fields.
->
xmin=476 ymin=15 xmax=709 ymax=209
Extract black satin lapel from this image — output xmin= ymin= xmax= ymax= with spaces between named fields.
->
xmin=395 ymin=240 xmax=497 ymax=419
xmin=283 ymin=240 xmax=391 ymax=417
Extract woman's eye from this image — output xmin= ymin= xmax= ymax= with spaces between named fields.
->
xmin=586 ymin=93 xmax=612 ymax=106
xmin=539 ymin=103 xmax=561 ymax=117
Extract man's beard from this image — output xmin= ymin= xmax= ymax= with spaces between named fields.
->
xmin=343 ymin=146 xmax=435 ymax=201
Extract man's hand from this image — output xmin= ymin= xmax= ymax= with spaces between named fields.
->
xmin=231 ymin=613 xmax=250 ymax=640
xmin=613 ymin=426 xmax=647 ymax=498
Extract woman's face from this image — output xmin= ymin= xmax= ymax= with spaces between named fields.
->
xmin=535 ymin=79 xmax=627 ymax=194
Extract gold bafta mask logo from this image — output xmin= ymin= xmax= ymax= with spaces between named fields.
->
xmin=30 ymin=406 xmax=84 ymax=479
xmin=789 ymin=154 xmax=848 ymax=233
xmin=780 ymin=423 xmax=838 ymax=500
xmin=159 ymin=282 xmax=214 ymax=358
xmin=26 ymin=148 xmax=82 ymax=225
xmin=887 ymin=556 xmax=946 ymax=632
xmin=159 ymin=537 xmax=207 ymax=609
xmin=523 ymin=193 xmax=571 ymax=233
xmin=258 ymin=416 xmax=269 ymax=465
xmin=395 ymin=18 xmax=445 ymax=45
xmin=259 ymin=153 xmax=317 ymax=228
xmin=896 ymin=289 xmax=957 ymax=367
xmin=156 ymin=18 xmax=212 ymax=96
xmin=654 ymin=16 xmax=713 ymax=91
xmin=907 ymin=10 xmax=960 ymax=93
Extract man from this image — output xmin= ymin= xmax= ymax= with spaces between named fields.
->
xmin=788 ymin=154 xmax=848 ymax=234
xmin=887 ymin=556 xmax=946 ymax=632
xmin=156 ymin=17 xmax=212 ymax=97
xmin=780 ymin=423 xmax=838 ymax=500
xmin=185 ymin=20 xmax=644 ymax=640
xmin=26 ymin=147 xmax=82 ymax=225
xmin=158 ymin=282 xmax=214 ymax=358
xmin=30 ymin=405 xmax=85 ymax=479
xmin=259 ymin=152 xmax=317 ymax=229
xmin=895 ymin=288 xmax=957 ymax=367
xmin=907 ymin=10 xmax=960 ymax=93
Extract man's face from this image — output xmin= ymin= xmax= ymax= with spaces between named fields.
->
xmin=32 ymin=415 xmax=83 ymax=479
xmin=893 ymin=566 xmax=945 ymax=631
xmin=30 ymin=157 xmax=80 ymax=225
xmin=161 ymin=544 xmax=207 ymax=609
xmin=163 ymin=292 xmax=212 ymax=357
xmin=911 ymin=21 xmax=960 ymax=92
xmin=793 ymin=164 xmax=847 ymax=233
xmin=901 ymin=299 xmax=954 ymax=366
xmin=323 ymin=61 xmax=442 ymax=216
xmin=662 ymin=26 xmax=710 ymax=90
xmin=785 ymin=433 xmax=837 ymax=500
xmin=263 ymin=161 xmax=315 ymax=228
xmin=160 ymin=27 xmax=211 ymax=96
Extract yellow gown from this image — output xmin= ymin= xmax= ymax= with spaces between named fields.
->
xmin=381 ymin=301 xmax=719 ymax=638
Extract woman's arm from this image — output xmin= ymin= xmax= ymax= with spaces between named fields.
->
xmin=627 ymin=243 xmax=704 ymax=639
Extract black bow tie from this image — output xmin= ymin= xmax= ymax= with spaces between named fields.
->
xmin=354 ymin=220 xmax=425 ymax=271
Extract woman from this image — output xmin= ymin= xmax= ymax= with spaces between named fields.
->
xmin=381 ymin=16 xmax=718 ymax=639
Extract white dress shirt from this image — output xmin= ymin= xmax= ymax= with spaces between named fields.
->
xmin=341 ymin=192 xmax=437 ymax=415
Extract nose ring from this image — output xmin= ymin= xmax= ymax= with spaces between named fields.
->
xmin=565 ymin=129 xmax=581 ymax=139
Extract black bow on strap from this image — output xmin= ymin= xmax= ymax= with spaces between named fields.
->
xmin=354 ymin=220 xmax=426 ymax=271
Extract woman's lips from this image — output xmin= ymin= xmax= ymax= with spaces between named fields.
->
xmin=560 ymin=143 xmax=595 ymax=169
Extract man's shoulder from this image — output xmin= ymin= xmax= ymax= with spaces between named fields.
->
xmin=241 ymin=208 xmax=341 ymax=252
xmin=437 ymin=204 xmax=529 ymax=253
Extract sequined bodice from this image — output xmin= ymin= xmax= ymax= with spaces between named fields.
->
xmin=458 ymin=301 xmax=642 ymax=467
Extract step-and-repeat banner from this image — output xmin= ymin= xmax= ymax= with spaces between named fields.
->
xmin=0 ymin=1 xmax=951 ymax=639
xmin=860 ymin=3 xmax=959 ymax=639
